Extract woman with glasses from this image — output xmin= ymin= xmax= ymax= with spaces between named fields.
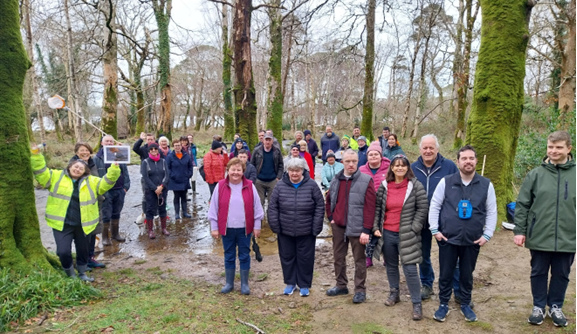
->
xmin=372 ymin=154 xmax=428 ymax=320
xmin=284 ymin=144 xmax=309 ymax=172
xmin=141 ymin=143 xmax=170 ymax=239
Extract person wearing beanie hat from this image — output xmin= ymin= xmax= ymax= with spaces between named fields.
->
xmin=357 ymin=136 xmax=368 ymax=167
xmin=204 ymin=140 xmax=230 ymax=197
xmin=303 ymin=129 xmax=320 ymax=161
xmin=284 ymin=144 xmax=309 ymax=172
xmin=321 ymin=151 xmax=344 ymax=189
xmin=359 ymin=141 xmax=391 ymax=268
xmin=142 ymin=141 xmax=170 ymax=239
xmin=229 ymin=138 xmax=252 ymax=160
xmin=148 ymin=143 xmax=159 ymax=151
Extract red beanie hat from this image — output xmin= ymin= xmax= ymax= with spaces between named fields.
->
xmin=367 ymin=141 xmax=382 ymax=155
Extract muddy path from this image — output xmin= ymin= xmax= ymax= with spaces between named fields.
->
xmin=35 ymin=164 xmax=575 ymax=333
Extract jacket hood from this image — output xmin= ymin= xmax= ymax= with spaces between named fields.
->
xmin=542 ymin=153 xmax=575 ymax=171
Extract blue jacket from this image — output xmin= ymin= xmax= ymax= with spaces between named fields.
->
xmin=411 ymin=153 xmax=458 ymax=203
xmin=166 ymin=151 xmax=193 ymax=191
xmin=320 ymin=133 xmax=340 ymax=161
xmin=357 ymin=145 xmax=368 ymax=167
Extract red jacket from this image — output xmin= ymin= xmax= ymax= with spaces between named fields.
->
xmin=216 ymin=177 xmax=255 ymax=235
xmin=203 ymin=151 xmax=229 ymax=184
xmin=302 ymin=152 xmax=315 ymax=179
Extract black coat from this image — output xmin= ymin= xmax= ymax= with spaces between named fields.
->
xmin=132 ymin=138 xmax=165 ymax=161
xmin=244 ymin=162 xmax=257 ymax=183
xmin=141 ymin=157 xmax=170 ymax=191
xmin=267 ymin=171 xmax=325 ymax=237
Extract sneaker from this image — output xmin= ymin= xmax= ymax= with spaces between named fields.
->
xmin=528 ymin=306 xmax=545 ymax=325
xmin=299 ymin=288 xmax=310 ymax=297
xmin=454 ymin=295 xmax=475 ymax=309
xmin=352 ymin=292 xmax=366 ymax=304
xmin=421 ymin=285 xmax=433 ymax=300
xmin=460 ymin=304 xmax=477 ymax=322
xmin=326 ymin=286 xmax=349 ymax=296
xmin=87 ymin=257 xmax=106 ymax=269
xmin=548 ymin=305 xmax=568 ymax=327
xmin=433 ymin=304 xmax=450 ymax=322
xmin=284 ymin=285 xmax=296 ymax=295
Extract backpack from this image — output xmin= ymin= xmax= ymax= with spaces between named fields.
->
xmin=198 ymin=164 xmax=206 ymax=181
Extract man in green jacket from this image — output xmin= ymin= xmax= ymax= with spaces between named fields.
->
xmin=514 ymin=130 xmax=576 ymax=328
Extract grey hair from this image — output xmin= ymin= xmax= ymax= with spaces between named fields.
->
xmin=419 ymin=134 xmax=440 ymax=149
xmin=342 ymin=148 xmax=358 ymax=158
xmin=295 ymin=130 xmax=304 ymax=137
xmin=101 ymin=134 xmax=114 ymax=144
xmin=285 ymin=157 xmax=307 ymax=171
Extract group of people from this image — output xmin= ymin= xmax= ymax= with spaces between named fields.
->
xmin=31 ymin=126 xmax=574 ymax=327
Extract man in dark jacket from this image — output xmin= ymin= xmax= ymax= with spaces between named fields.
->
xmin=378 ymin=126 xmax=391 ymax=156
xmin=411 ymin=134 xmax=459 ymax=301
xmin=133 ymin=132 xmax=165 ymax=161
xmin=95 ymin=135 xmax=131 ymax=246
xmin=321 ymin=126 xmax=340 ymax=163
xmin=250 ymin=133 xmax=283 ymax=207
xmin=238 ymin=149 xmax=256 ymax=182
xmin=429 ymin=145 xmax=497 ymax=323
xmin=514 ymin=131 xmax=576 ymax=327
xmin=304 ymin=129 xmax=319 ymax=159
xmin=325 ymin=149 xmax=376 ymax=304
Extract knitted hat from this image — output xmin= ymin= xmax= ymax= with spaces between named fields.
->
xmin=342 ymin=135 xmax=351 ymax=143
xmin=367 ymin=141 xmax=382 ymax=155
xmin=148 ymin=143 xmax=159 ymax=151
xmin=234 ymin=138 xmax=244 ymax=146
xmin=358 ymin=136 xmax=367 ymax=144
xmin=304 ymin=129 xmax=311 ymax=136
xmin=326 ymin=152 xmax=336 ymax=160
xmin=211 ymin=140 xmax=222 ymax=150
xmin=290 ymin=143 xmax=300 ymax=150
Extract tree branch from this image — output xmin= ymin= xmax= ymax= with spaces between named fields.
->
xmin=207 ymin=0 xmax=233 ymax=7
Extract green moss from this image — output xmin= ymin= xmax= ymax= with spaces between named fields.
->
xmin=222 ymin=19 xmax=235 ymax=141
xmin=266 ymin=7 xmax=284 ymax=151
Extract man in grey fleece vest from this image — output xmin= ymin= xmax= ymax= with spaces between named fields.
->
xmin=325 ymin=149 xmax=376 ymax=304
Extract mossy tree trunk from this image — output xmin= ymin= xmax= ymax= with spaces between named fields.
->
xmin=557 ymin=0 xmax=575 ymax=129
xmin=266 ymin=2 xmax=284 ymax=144
xmin=153 ymin=0 xmax=172 ymax=140
xmin=222 ymin=4 xmax=235 ymax=141
xmin=0 ymin=0 xmax=59 ymax=272
xmin=64 ymin=0 xmax=83 ymax=142
xmin=466 ymin=0 xmax=535 ymax=220
xmin=361 ymin=0 xmax=376 ymax=142
xmin=100 ymin=0 xmax=118 ymax=139
xmin=233 ymin=0 xmax=258 ymax=149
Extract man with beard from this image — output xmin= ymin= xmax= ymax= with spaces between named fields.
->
xmin=429 ymin=145 xmax=497 ymax=323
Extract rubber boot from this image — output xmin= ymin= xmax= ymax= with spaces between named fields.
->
xmin=221 ymin=268 xmax=235 ymax=294
xmin=111 ymin=219 xmax=125 ymax=242
xmin=64 ymin=266 xmax=76 ymax=278
xmin=160 ymin=216 xmax=170 ymax=236
xmin=77 ymin=264 xmax=95 ymax=282
xmin=174 ymin=202 xmax=181 ymax=220
xmin=101 ymin=223 xmax=112 ymax=246
xmin=146 ymin=219 xmax=156 ymax=239
xmin=240 ymin=269 xmax=250 ymax=295
xmin=182 ymin=198 xmax=191 ymax=218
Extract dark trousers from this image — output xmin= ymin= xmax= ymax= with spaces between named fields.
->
xmin=140 ymin=179 xmax=147 ymax=213
xmin=144 ymin=189 xmax=168 ymax=220
xmin=530 ymin=250 xmax=575 ymax=309
xmin=255 ymin=179 xmax=278 ymax=207
xmin=53 ymin=224 xmax=89 ymax=268
xmin=331 ymin=223 xmax=367 ymax=293
xmin=222 ymin=228 xmax=251 ymax=270
xmin=102 ymin=188 xmax=126 ymax=223
xmin=173 ymin=190 xmax=187 ymax=215
xmin=278 ymin=233 xmax=316 ymax=289
xmin=383 ymin=230 xmax=421 ymax=303
xmin=420 ymin=228 xmax=461 ymax=294
xmin=88 ymin=232 xmax=96 ymax=257
xmin=438 ymin=241 xmax=479 ymax=305
xmin=208 ymin=183 xmax=217 ymax=198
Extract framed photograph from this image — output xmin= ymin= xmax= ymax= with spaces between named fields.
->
xmin=104 ymin=146 xmax=131 ymax=164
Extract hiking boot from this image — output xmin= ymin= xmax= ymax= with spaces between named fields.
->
xmin=182 ymin=212 xmax=192 ymax=218
xmin=366 ymin=258 xmax=373 ymax=267
xmin=240 ymin=269 xmax=250 ymax=295
xmin=384 ymin=288 xmax=400 ymax=306
xmin=111 ymin=219 xmax=125 ymax=242
xmin=352 ymin=292 xmax=366 ymax=304
xmin=160 ymin=216 xmax=170 ymax=236
xmin=146 ymin=219 xmax=156 ymax=239
xmin=421 ymin=285 xmax=433 ymax=300
xmin=101 ymin=223 xmax=111 ymax=246
xmin=549 ymin=305 xmax=568 ymax=327
xmin=460 ymin=304 xmax=477 ymax=322
xmin=413 ymin=303 xmax=423 ymax=321
xmin=299 ymin=288 xmax=310 ymax=297
xmin=221 ymin=268 xmax=235 ymax=294
xmin=454 ymin=294 xmax=475 ymax=309
xmin=87 ymin=257 xmax=106 ymax=269
xmin=284 ymin=285 xmax=296 ymax=295
xmin=528 ymin=306 xmax=544 ymax=325
xmin=77 ymin=265 xmax=94 ymax=282
xmin=433 ymin=304 xmax=450 ymax=322
xmin=326 ymin=286 xmax=349 ymax=296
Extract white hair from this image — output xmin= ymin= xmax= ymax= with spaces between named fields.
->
xmin=158 ymin=136 xmax=169 ymax=145
xmin=419 ymin=134 xmax=440 ymax=149
xmin=285 ymin=157 xmax=307 ymax=171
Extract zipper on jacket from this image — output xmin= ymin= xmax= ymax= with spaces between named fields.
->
xmin=528 ymin=215 xmax=536 ymax=238
xmin=344 ymin=178 xmax=351 ymax=243
xmin=565 ymin=180 xmax=569 ymax=200
xmin=554 ymin=167 xmax=560 ymax=251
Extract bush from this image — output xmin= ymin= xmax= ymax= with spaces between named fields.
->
xmin=0 ymin=268 xmax=101 ymax=331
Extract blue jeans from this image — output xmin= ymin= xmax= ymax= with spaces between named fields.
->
xmin=420 ymin=228 xmax=461 ymax=295
xmin=101 ymin=188 xmax=126 ymax=222
xmin=222 ymin=228 xmax=252 ymax=270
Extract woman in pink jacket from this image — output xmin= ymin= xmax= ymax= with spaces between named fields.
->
xmin=359 ymin=141 xmax=391 ymax=267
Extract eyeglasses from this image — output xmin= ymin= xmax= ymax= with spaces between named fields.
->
xmin=150 ymin=148 xmax=158 ymax=151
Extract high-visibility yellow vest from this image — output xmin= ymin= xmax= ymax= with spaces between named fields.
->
xmin=31 ymin=154 xmax=120 ymax=235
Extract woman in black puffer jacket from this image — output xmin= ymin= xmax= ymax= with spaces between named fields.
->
xmin=268 ymin=158 xmax=325 ymax=297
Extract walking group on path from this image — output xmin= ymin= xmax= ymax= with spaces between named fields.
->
xmin=31 ymin=127 xmax=575 ymax=327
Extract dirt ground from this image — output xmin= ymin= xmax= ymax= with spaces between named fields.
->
xmin=35 ymin=164 xmax=576 ymax=333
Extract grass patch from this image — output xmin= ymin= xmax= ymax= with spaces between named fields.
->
xmin=351 ymin=321 xmax=392 ymax=334
xmin=146 ymin=266 xmax=163 ymax=275
xmin=133 ymin=260 xmax=147 ymax=265
xmin=0 ymin=268 xmax=101 ymax=332
xmin=16 ymin=268 xmax=312 ymax=333
xmin=466 ymin=321 xmax=493 ymax=331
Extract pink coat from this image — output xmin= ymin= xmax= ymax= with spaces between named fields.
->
xmin=359 ymin=157 xmax=391 ymax=191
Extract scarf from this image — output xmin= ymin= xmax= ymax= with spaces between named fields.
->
xmin=149 ymin=153 xmax=160 ymax=162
